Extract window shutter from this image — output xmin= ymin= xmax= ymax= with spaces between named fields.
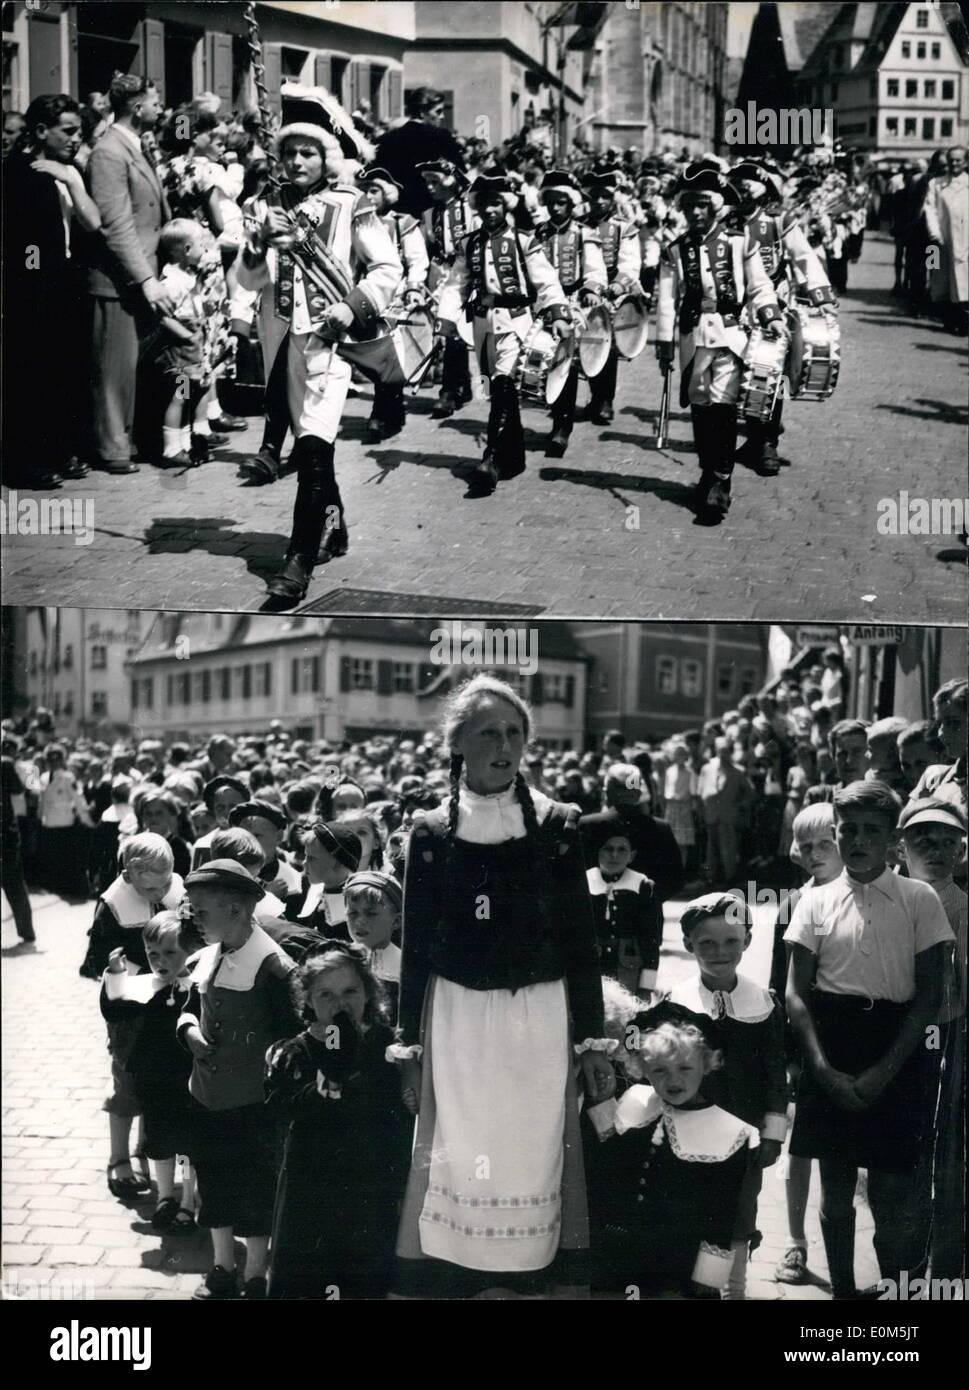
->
xmin=131 ymin=680 xmax=139 ymax=710
xmin=140 ymin=18 xmax=166 ymax=97
xmin=565 ymin=674 xmax=576 ymax=708
xmin=291 ymin=658 xmax=299 ymax=695
xmin=340 ymin=656 xmax=352 ymax=692
xmin=388 ymin=67 xmax=402 ymax=120
xmin=377 ymin=659 xmax=393 ymax=696
xmin=349 ymin=60 xmax=361 ymax=112
xmin=205 ymin=31 xmax=234 ymax=107
xmin=314 ymin=51 xmax=332 ymax=91
xmin=264 ymin=44 xmax=283 ymax=115
xmin=531 ymin=673 xmax=544 ymax=705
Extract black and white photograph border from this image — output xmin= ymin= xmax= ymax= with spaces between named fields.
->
xmin=0 ymin=0 xmax=966 ymax=621
xmin=0 ymin=610 xmax=965 ymax=1305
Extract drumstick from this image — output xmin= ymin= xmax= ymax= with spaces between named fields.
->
xmin=656 ymin=369 xmax=671 ymax=450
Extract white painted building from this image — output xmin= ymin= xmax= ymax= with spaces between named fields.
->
xmin=21 ymin=607 xmax=144 ymax=736
xmin=126 ymin=614 xmax=589 ymax=748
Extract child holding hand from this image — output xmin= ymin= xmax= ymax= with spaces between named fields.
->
xmin=343 ymin=870 xmax=403 ymax=1015
xmin=668 ymin=892 xmax=787 ymax=1298
xmin=592 ymin=1001 xmax=760 ymax=1298
xmin=100 ymin=910 xmax=202 ymax=1232
xmin=80 ymin=832 xmax=184 ymax=1200
xmin=265 ymin=942 xmax=411 ymax=1299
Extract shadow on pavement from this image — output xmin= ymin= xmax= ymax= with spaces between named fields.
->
xmin=538 ymin=464 xmax=696 ymax=514
xmin=144 ymin=517 xmax=288 ymax=585
xmin=875 ymin=399 xmax=968 ymax=425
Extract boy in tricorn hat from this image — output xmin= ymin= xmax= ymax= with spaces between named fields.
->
xmin=535 ymin=169 xmax=608 ymax=458
xmin=357 ymin=165 xmax=429 ymax=441
xmin=582 ymin=169 xmax=643 ymax=425
xmin=435 ymin=169 xmax=571 ymax=496
xmin=727 ymin=157 xmax=837 ymax=476
xmin=655 ymin=160 xmax=785 ymax=522
xmin=417 ymin=158 xmax=478 ymax=418
xmin=238 ymin=92 xmax=402 ymax=606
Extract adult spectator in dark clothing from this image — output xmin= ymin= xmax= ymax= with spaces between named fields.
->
xmin=374 ymin=87 xmax=465 ymax=217
xmin=579 ymin=763 xmax=685 ymax=907
xmin=2 ymin=95 xmax=101 ymax=488
xmin=2 ymin=755 xmax=36 ymax=947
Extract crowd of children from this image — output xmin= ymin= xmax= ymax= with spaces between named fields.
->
xmin=54 ymin=671 xmax=964 ymax=1301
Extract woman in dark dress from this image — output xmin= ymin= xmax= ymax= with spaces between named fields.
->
xmin=266 ymin=943 xmax=410 ymax=1299
xmin=389 ymin=674 xmax=614 ymax=1298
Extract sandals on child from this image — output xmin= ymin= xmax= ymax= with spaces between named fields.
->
xmin=151 ymin=1197 xmax=196 ymax=1234
xmin=107 ymin=1160 xmax=152 ymax=1200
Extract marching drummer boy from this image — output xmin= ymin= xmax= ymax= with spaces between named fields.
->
xmin=534 ymin=170 xmax=608 ymax=459
xmin=582 ymin=170 xmax=643 ymax=427
xmin=238 ymin=107 xmax=401 ymax=607
xmin=655 ymin=160 xmax=785 ymax=524
xmin=417 ymin=158 xmax=479 ymax=420
xmin=357 ymin=165 xmax=430 ymax=443
xmin=436 ymin=169 xmax=571 ymax=497
xmin=728 ymin=158 xmax=837 ymax=477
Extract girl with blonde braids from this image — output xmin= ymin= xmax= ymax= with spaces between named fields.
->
xmin=390 ymin=674 xmax=614 ymax=1297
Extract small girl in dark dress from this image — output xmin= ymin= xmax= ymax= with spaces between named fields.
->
xmin=266 ymin=942 xmax=411 ymax=1299
xmin=591 ymin=1001 xmax=760 ymax=1298
xmin=100 ymin=910 xmax=202 ymax=1233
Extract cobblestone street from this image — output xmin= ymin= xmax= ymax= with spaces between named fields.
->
xmin=2 ymin=888 xmax=879 ymax=1301
xmin=2 ymin=234 xmax=965 ymax=622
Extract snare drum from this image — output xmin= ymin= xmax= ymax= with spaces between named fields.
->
xmin=610 ymin=293 xmax=650 ymax=360
xmin=515 ymin=322 xmax=574 ymax=406
xmin=785 ymin=305 xmax=841 ymax=401
xmin=737 ymin=329 xmax=788 ymax=423
xmin=386 ymin=304 xmax=436 ymax=381
xmin=573 ymin=303 xmax=613 ymax=378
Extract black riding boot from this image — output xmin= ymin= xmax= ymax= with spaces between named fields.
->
xmin=267 ymin=436 xmax=346 ymax=605
xmin=547 ymin=362 xmax=579 ymax=456
xmin=493 ymin=375 xmax=526 ymax=479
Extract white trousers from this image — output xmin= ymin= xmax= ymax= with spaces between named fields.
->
xmin=285 ymin=331 xmax=352 ymax=442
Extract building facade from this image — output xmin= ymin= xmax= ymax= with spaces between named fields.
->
xmin=585 ymin=1 xmax=729 ymax=156
xmin=404 ymin=0 xmax=604 ymax=151
xmin=570 ymin=622 xmax=767 ymax=744
xmin=796 ymin=1 xmax=969 ymax=156
xmin=125 ymin=614 xmax=589 ymax=748
xmin=19 ymin=607 xmax=144 ymax=736
xmin=3 ymin=2 xmax=414 ymax=119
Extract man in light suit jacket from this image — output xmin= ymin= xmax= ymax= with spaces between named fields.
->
xmin=696 ymin=737 xmax=754 ymax=885
xmin=86 ymin=75 xmax=173 ymax=472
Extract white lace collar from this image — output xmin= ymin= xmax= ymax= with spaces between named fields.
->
xmin=615 ymin=1085 xmax=758 ymax=1160
xmin=191 ymin=924 xmax=285 ymax=993
xmin=670 ymin=972 xmax=775 ymax=1023
xmin=101 ymin=874 xmax=184 ymax=927
xmin=587 ymin=867 xmax=641 ymax=896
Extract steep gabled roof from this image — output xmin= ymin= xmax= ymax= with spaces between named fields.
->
xmin=776 ymin=0 xmax=842 ymax=72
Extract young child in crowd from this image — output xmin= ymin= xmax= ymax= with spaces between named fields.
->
xmin=100 ymin=910 xmax=202 ymax=1233
xmin=896 ymin=798 xmax=967 ymax=1280
xmin=863 ymin=718 xmax=910 ymax=795
xmin=668 ymin=892 xmax=787 ymax=1298
xmin=586 ymin=832 xmax=660 ymax=997
xmin=138 ymin=789 xmax=193 ymax=877
xmin=229 ymin=799 xmax=303 ymax=910
xmin=769 ymin=803 xmax=844 ymax=1285
xmin=207 ymin=827 xmax=288 ymax=919
xmin=785 ymin=782 xmax=953 ymax=1298
xmin=80 ymin=833 xmax=184 ymax=1199
xmin=191 ymin=776 xmax=249 ymax=869
xmin=140 ymin=218 xmax=208 ymax=467
xmin=336 ymin=809 xmax=384 ymax=871
xmin=343 ymin=870 xmax=402 ymax=1014
xmin=294 ymin=821 xmax=363 ymax=937
xmin=265 ymin=942 xmax=411 ymax=1299
xmin=177 ymin=860 xmax=301 ymax=1300
xmin=592 ymin=1001 xmax=760 ymax=1298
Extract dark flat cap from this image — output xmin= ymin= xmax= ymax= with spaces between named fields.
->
xmin=229 ymin=800 xmax=289 ymax=832
xmin=184 ymin=858 xmax=266 ymax=899
xmin=311 ymin=821 xmax=362 ymax=871
xmin=202 ymin=775 xmax=248 ymax=811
